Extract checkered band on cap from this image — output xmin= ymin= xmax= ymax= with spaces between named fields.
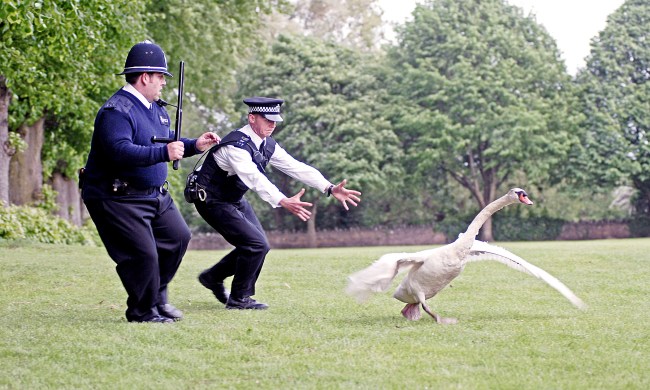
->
xmin=248 ymin=104 xmax=281 ymax=114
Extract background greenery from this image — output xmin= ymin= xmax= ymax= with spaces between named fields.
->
xmin=1 ymin=239 xmax=648 ymax=388
xmin=1 ymin=0 xmax=649 ymax=244
xmin=2 ymin=2 xmax=648 ymax=387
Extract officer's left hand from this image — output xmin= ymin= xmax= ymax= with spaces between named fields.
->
xmin=331 ymin=179 xmax=361 ymax=210
xmin=280 ymin=188 xmax=313 ymax=222
xmin=196 ymin=132 xmax=221 ymax=151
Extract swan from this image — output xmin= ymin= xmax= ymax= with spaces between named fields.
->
xmin=346 ymin=188 xmax=586 ymax=323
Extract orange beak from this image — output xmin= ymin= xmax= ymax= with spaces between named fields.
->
xmin=519 ymin=193 xmax=533 ymax=205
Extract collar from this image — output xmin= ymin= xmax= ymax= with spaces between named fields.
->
xmin=122 ymin=84 xmax=152 ymax=109
xmin=240 ymin=124 xmax=265 ymax=149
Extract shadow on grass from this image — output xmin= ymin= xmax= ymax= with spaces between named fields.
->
xmin=334 ymin=307 xmax=582 ymax=328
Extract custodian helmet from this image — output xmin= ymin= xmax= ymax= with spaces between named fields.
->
xmin=117 ymin=40 xmax=173 ymax=77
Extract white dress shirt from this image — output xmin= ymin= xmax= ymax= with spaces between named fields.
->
xmin=122 ymin=84 xmax=152 ymax=109
xmin=212 ymin=124 xmax=332 ymax=207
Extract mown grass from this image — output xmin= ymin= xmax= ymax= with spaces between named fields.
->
xmin=1 ymin=238 xmax=649 ymax=389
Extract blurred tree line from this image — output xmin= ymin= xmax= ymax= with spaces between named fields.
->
xmin=1 ymin=0 xmax=648 ymax=244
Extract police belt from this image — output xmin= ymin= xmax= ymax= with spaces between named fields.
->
xmin=112 ymin=179 xmax=169 ymax=196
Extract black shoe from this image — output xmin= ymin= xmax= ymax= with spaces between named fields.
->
xmin=198 ymin=271 xmax=230 ymax=304
xmin=157 ymin=304 xmax=183 ymax=321
xmin=225 ymin=296 xmax=268 ymax=310
xmin=128 ymin=315 xmax=174 ymax=324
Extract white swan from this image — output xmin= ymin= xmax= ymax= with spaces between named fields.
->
xmin=346 ymin=188 xmax=586 ymax=323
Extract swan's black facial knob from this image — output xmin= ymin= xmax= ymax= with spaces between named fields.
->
xmin=516 ymin=190 xmax=533 ymax=205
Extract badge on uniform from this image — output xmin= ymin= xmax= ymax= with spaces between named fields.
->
xmin=236 ymin=136 xmax=249 ymax=147
xmin=159 ymin=115 xmax=169 ymax=126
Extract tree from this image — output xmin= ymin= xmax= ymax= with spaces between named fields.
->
xmin=289 ymin=0 xmax=385 ymax=51
xmin=574 ymin=0 xmax=650 ymax=214
xmin=1 ymin=0 xmax=289 ymax=225
xmin=258 ymin=0 xmax=386 ymax=53
xmin=234 ymin=34 xmax=403 ymax=245
xmin=386 ymin=0 xmax=580 ymax=240
xmin=0 ymin=0 xmax=147 ymax=210
xmin=147 ymin=0 xmax=291 ymax=112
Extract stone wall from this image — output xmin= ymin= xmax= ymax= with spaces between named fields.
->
xmin=188 ymin=226 xmax=446 ymax=250
xmin=188 ymin=221 xmax=635 ymax=250
xmin=556 ymin=221 xmax=630 ymax=240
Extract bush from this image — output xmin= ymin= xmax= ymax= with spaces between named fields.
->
xmin=628 ymin=216 xmax=650 ymax=237
xmin=434 ymin=206 xmax=565 ymax=242
xmin=0 ymin=203 xmax=100 ymax=245
xmin=433 ymin=212 xmax=474 ymax=243
xmin=493 ymin=214 xmax=565 ymax=241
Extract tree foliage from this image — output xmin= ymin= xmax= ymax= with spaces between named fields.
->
xmin=574 ymin=0 xmax=650 ymax=214
xmin=0 ymin=0 xmax=291 ymax=208
xmin=289 ymin=0 xmax=385 ymax=51
xmin=146 ymin=0 xmax=290 ymax=113
xmin=2 ymin=0 xmax=646 ymax=239
xmin=386 ymin=0 xmax=581 ymax=239
xmin=0 ymin=0 xmax=148 ymax=179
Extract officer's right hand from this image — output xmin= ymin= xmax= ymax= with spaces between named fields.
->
xmin=279 ymin=188 xmax=313 ymax=221
xmin=167 ymin=141 xmax=185 ymax=161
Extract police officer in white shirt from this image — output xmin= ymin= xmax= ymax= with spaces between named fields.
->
xmin=195 ymin=97 xmax=361 ymax=309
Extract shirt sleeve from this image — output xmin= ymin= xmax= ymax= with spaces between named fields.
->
xmin=214 ymin=146 xmax=287 ymax=207
xmin=269 ymin=144 xmax=332 ymax=193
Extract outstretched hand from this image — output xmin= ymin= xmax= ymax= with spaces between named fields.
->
xmin=331 ymin=179 xmax=361 ymax=210
xmin=279 ymin=188 xmax=313 ymax=221
xmin=196 ymin=132 xmax=221 ymax=152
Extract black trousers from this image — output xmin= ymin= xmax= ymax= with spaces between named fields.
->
xmin=195 ymin=198 xmax=270 ymax=299
xmin=84 ymin=191 xmax=191 ymax=321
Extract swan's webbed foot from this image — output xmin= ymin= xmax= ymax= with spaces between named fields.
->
xmin=401 ymin=303 xmax=421 ymax=320
xmin=421 ymin=302 xmax=457 ymax=325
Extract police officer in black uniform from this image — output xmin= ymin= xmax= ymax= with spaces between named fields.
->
xmin=195 ymin=97 xmax=362 ymax=310
xmin=81 ymin=40 xmax=219 ymax=323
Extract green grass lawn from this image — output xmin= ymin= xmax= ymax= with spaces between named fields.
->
xmin=1 ymin=238 xmax=649 ymax=389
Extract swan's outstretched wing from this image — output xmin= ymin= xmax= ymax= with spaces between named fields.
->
xmin=346 ymin=252 xmax=426 ymax=302
xmin=467 ymin=240 xmax=586 ymax=309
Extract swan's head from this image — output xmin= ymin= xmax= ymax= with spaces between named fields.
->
xmin=508 ymin=188 xmax=533 ymax=205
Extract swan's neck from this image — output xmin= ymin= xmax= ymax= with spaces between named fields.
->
xmin=458 ymin=195 xmax=514 ymax=246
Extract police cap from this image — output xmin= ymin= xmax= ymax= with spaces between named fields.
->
xmin=243 ymin=97 xmax=284 ymax=122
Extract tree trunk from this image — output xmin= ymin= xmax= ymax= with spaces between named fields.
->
xmin=273 ymin=206 xmax=284 ymax=229
xmin=479 ymin=217 xmax=494 ymax=242
xmin=478 ymin=181 xmax=497 ymax=241
xmin=306 ymin=201 xmax=318 ymax=248
xmin=50 ymin=171 xmax=85 ymax=226
xmin=9 ymin=117 xmax=45 ymax=205
xmin=632 ymin=177 xmax=650 ymax=215
xmin=0 ymin=75 xmax=13 ymax=205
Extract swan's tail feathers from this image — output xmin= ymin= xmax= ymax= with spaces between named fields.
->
xmin=346 ymin=253 xmax=423 ymax=303
xmin=467 ymin=240 xmax=587 ymax=310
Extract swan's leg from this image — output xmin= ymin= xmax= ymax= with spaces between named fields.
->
xmin=401 ymin=303 xmax=421 ymax=320
xmin=421 ymin=302 xmax=458 ymax=325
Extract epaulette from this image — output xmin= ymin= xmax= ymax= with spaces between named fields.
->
xmin=103 ymin=94 xmax=134 ymax=113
